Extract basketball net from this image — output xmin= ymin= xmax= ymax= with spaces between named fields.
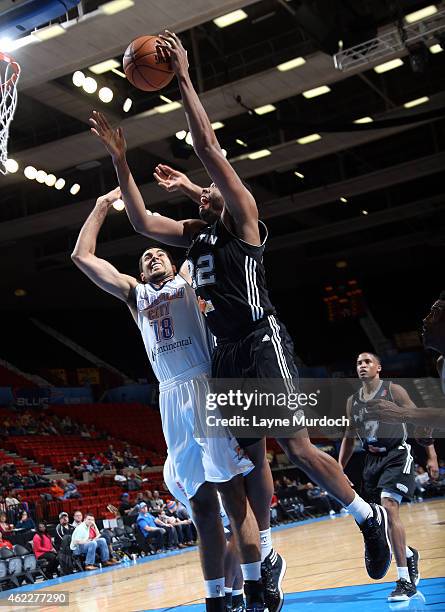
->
xmin=0 ymin=52 xmax=20 ymax=175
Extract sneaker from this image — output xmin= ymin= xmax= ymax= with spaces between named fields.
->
xmin=407 ymin=547 xmax=420 ymax=586
xmin=85 ymin=565 xmax=98 ymax=571
xmin=244 ymin=580 xmax=267 ymax=612
xmin=387 ymin=579 xmax=417 ymax=602
xmin=261 ymin=550 xmax=286 ymax=612
xmin=357 ymin=503 xmax=392 ymax=579
xmin=232 ymin=602 xmax=246 ymax=612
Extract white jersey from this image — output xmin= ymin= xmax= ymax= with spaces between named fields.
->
xmin=135 ymin=275 xmax=211 ymax=383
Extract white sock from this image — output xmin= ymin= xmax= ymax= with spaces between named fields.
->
xmin=204 ymin=578 xmax=225 ymax=598
xmin=406 ymin=546 xmax=414 ymax=558
xmin=397 ymin=567 xmax=410 ymax=581
xmin=345 ymin=493 xmax=373 ymax=524
xmin=240 ymin=561 xmax=261 ymax=581
xmin=224 ymin=588 xmax=233 ymax=595
xmin=260 ymin=528 xmax=273 ymax=562
xmin=232 ymin=589 xmax=244 ymax=597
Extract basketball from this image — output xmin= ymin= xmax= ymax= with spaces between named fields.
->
xmin=123 ymin=35 xmax=174 ymax=92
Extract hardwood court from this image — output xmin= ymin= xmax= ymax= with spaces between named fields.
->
xmin=1 ymin=499 xmax=444 ymax=612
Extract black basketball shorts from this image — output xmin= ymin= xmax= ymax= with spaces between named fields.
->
xmin=361 ymin=443 xmax=415 ymax=504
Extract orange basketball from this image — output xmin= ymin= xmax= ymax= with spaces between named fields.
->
xmin=123 ymin=35 xmax=174 ymax=92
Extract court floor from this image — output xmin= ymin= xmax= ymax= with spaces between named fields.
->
xmin=1 ymin=499 xmax=444 ymax=612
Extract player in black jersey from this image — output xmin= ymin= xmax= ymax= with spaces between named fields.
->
xmin=89 ymin=31 xmax=393 ymax=611
xmin=340 ymin=352 xmax=439 ymax=602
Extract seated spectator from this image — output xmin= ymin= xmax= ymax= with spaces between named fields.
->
xmin=127 ymin=473 xmax=141 ymax=492
xmin=136 ymin=502 xmax=165 ymax=552
xmin=15 ymin=510 xmax=36 ymax=531
xmin=152 ymin=490 xmax=165 ymax=511
xmin=89 ymin=454 xmax=104 ymax=473
xmin=0 ymin=512 xmax=13 ymax=534
xmin=154 ymin=509 xmax=180 ymax=550
xmin=270 ymin=493 xmax=279 ymax=525
xmin=60 ymin=479 xmax=81 ymax=500
xmin=105 ymin=445 xmax=116 ymax=461
xmin=71 ymin=457 xmax=85 ymax=477
xmin=32 ymin=522 xmax=59 ymax=577
xmin=49 ymin=480 xmax=65 ymax=500
xmin=415 ymin=465 xmax=430 ymax=500
xmin=0 ymin=531 xmax=13 ymax=550
xmin=164 ymin=501 xmax=193 ymax=545
xmin=54 ymin=512 xmax=74 ymax=550
xmin=114 ymin=470 xmax=127 ymax=487
xmin=4 ymin=490 xmax=19 ymax=508
xmin=118 ymin=493 xmax=137 ymax=527
xmin=70 ymin=513 xmax=118 ymax=570
xmin=71 ymin=510 xmax=83 ymax=529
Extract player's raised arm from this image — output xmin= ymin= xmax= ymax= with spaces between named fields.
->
xmin=89 ymin=111 xmax=204 ymax=247
xmin=71 ymin=187 xmax=138 ymax=318
xmin=157 ymin=32 xmax=259 ymax=245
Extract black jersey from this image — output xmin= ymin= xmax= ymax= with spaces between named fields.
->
xmin=186 ymin=218 xmax=275 ymax=341
xmin=350 ymin=380 xmax=407 ymax=452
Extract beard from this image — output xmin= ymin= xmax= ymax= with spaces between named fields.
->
xmin=199 ymin=207 xmax=220 ymax=224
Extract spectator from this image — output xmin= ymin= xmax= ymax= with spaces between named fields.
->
xmin=152 ymin=490 xmax=164 ymax=511
xmin=414 ymin=465 xmax=430 ymax=501
xmin=270 ymin=493 xmax=279 ymax=525
xmin=4 ymin=490 xmax=19 ymax=508
xmin=0 ymin=512 xmax=13 ymax=535
xmin=32 ymin=522 xmax=59 ymax=577
xmin=164 ymin=501 xmax=193 ymax=545
xmin=105 ymin=445 xmax=116 ymax=461
xmin=118 ymin=493 xmax=136 ymax=526
xmin=0 ymin=532 xmax=13 ymax=550
xmin=136 ymin=502 xmax=165 ymax=552
xmin=15 ymin=510 xmax=36 ymax=530
xmin=60 ymin=479 xmax=80 ymax=500
xmin=114 ymin=469 xmax=127 ymax=487
xmin=127 ymin=473 xmax=141 ymax=492
xmin=54 ymin=512 xmax=74 ymax=551
xmin=49 ymin=480 xmax=64 ymax=500
xmin=71 ymin=510 xmax=83 ymax=528
xmin=70 ymin=513 xmax=118 ymax=570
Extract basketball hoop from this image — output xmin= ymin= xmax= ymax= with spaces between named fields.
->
xmin=0 ymin=51 xmax=20 ymax=175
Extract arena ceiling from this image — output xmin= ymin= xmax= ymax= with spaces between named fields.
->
xmin=0 ymin=0 xmax=444 ymax=310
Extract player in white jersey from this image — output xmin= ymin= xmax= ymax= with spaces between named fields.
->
xmin=71 ymin=186 xmax=255 ymax=612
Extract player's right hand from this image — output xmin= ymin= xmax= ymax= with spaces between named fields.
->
xmin=153 ymin=163 xmax=188 ymax=193
xmin=96 ymin=186 xmax=121 ymax=209
xmin=89 ymin=110 xmax=127 ymax=161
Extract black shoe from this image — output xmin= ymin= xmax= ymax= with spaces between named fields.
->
xmin=357 ymin=503 xmax=392 ymax=579
xmin=232 ymin=593 xmax=245 ymax=612
xmin=407 ymin=546 xmax=420 ymax=586
xmin=244 ymin=580 xmax=267 ymax=612
xmin=232 ymin=603 xmax=246 ymax=612
xmin=261 ymin=550 xmax=286 ymax=612
xmin=387 ymin=578 xmax=417 ymax=602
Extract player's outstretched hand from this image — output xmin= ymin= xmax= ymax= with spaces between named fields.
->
xmin=89 ymin=110 xmax=126 ymax=161
xmin=96 ymin=186 xmax=121 ymax=210
xmin=156 ymin=30 xmax=189 ymax=77
xmin=154 ymin=164 xmax=189 ymax=193
xmin=365 ymin=398 xmax=405 ymax=423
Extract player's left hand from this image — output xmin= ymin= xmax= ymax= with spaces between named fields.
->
xmin=89 ymin=110 xmax=127 ymax=162
xmin=157 ymin=30 xmax=189 ymax=77
xmin=427 ymin=457 xmax=439 ymax=480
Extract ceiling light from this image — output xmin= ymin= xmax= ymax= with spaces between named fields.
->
xmin=302 ymin=85 xmax=331 ymax=99
xmin=32 ymin=24 xmax=65 ymax=41
xmin=248 ymin=149 xmax=271 ymax=160
xmin=111 ymin=68 xmax=126 ymax=78
xmin=113 ymin=199 xmax=125 ymax=211
xmin=354 ymin=116 xmax=373 ymax=124
xmin=1 ymin=34 xmax=35 ymax=53
xmin=336 ymin=261 xmax=347 ymax=269
xmin=72 ymin=71 xmax=85 ymax=87
xmin=70 ymin=184 xmax=81 ymax=195
xmin=429 ymin=44 xmax=443 ymax=54
xmin=159 ymin=95 xmax=172 ymax=104
xmin=24 ymin=166 xmax=37 ymax=180
xmin=254 ymin=104 xmax=276 ymax=115
xmin=213 ymin=9 xmax=247 ymax=28
xmin=89 ymin=59 xmax=120 ymax=74
xmin=155 ymin=101 xmax=181 ymax=114
xmin=14 ymin=289 xmax=27 ymax=297
xmin=175 ymin=130 xmax=187 ymax=140
xmin=405 ymin=5 xmax=437 ymax=23
xmin=297 ymin=133 xmax=321 ymax=145
xmin=236 ymin=139 xmax=248 ymax=147
xmin=211 ymin=121 xmax=224 ymax=130
xmin=101 ymin=0 xmax=134 ymax=15
xmin=340 ymin=197 xmax=348 ymax=203
xmin=294 ymin=171 xmax=304 ymax=179
xmin=374 ymin=58 xmax=403 ymax=73
xmin=5 ymin=158 xmax=18 ymax=173
xmin=362 ymin=210 xmax=369 ymax=215
xmin=45 ymin=174 xmax=57 ymax=187
xmin=98 ymin=87 xmax=114 ymax=103
xmin=36 ymin=170 xmax=47 ymax=183
xmin=123 ymin=98 xmax=132 ymax=112
xmin=82 ymin=77 xmax=98 ymax=94
xmin=54 ymin=178 xmax=65 ymax=190
xmin=185 ymin=132 xmax=193 ymax=146
xmin=403 ymin=96 xmax=429 ymax=108
xmin=276 ymin=56 xmax=306 ymax=71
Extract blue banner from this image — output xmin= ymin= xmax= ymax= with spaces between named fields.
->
xmin=0 ymin=387 xmax=14 ymax=406
xmin=104 ymin=384 xmax=159 ymax=405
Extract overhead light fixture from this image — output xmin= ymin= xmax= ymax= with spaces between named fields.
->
xmin=113 ymin=199 xmax=125 ymax=211
xmin=374 ymin=58 xmax=403 ymax=73
xmin=14 ymin=289 xmax=27 ymax=297
xmin=123 ymin=98 xmax=132 ymax=112
xmin=54 ymin=178 xmax=65 ymax=190
xmin=36 ymin=170 xmax=47 ymax=184
xmin=155 ymin=101 xmax=181 ymax=114
xmin=175 ymin=130 xmax=187 ymax=140
xmin=98 ymin=87 xmax=114 ymax=103
xmin=45 ymin=174 xmax=57 ymax=187
xmin=101 ymin=0 xmax=135 ymax=15
xmin=24 ymin=166 xmax=37 ymax=180
xmin=236 ymin=138 xmax=248 ymax=147
xmin=5 ymin=158 xmax=18 ymax=173
xmin=1 ymin=34 xmax=35 ymax=53
xmin=185 ymin=132 xmax=193 ymax=146
xmin=70 ymin=183 xmax=81 ymax=195
xmin=297 ymin=133 xmax=321 ymax=145
xmin=159 ymin=95 xmax=172 ymax=104
xmin=83 ymin=77 xmax=98 ymax=94
xmin=254 ymin=104 xmax=276 ymax=115
xmin=211 ymin=121 xmax=224 ymax=130
xmin=248 ymin=149 xmax=271 ymax=160
xmin=354 ymin=116 xmax=373 ymax=124
xmin=72 ymin=71 xmax=85 ymax=87
xmin=302 ymin=85 xmax=331 ymax=99
xmin=429 ymin=43 xmax=443 ymax=54
xmin=111 ymin=68 xmax=126 ymax=78
xmin=89 ymin=59 xmax=120 ymax=74
xmin=32 ymin=24 xmax=65 ymax=41
xmin=405 ymin=5 xmax=437 ymax=23
xmin=294 ymin=171 xmax=304 ymax=179
xmin=213 ymin=9 xmax=247 ymax=28
xmin=403 ymin=96 xmax=429 ymax=108
xmin=276 ymin=56 xmax=306 ymax=72
xmin=340 ymin=197 xmax=348 ymax=203
xmin=361 ymin=210 xmax=369 ymax=215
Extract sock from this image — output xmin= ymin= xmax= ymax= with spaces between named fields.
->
xmin=240 ymin=562 xmax=261 ymax=581
xmin=232 ymin=589 xmax=244 ymax=597
xmin=244 ymin=580 xmax=264 ymax=606
xmin=232 ymin=591 xmax=244 ymax=608
xmin=205 ymin=578 xmax=225 ymax=598
xmin=397 ymin=567 xmax=410 ymax=581
xmin=260 ymin=528 xmax=273 ymax=562
xmin=345 ymin=493 xmax=373 ymax=524
xmin=224 ymin=589 xmax=232 ymax=609
xmin=406 ymin=546 xmax=414 ymax=558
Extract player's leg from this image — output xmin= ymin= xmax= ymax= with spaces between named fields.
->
xmin=224 ymin=531 xmax=239 ymax=611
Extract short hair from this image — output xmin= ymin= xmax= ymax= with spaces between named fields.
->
xmin=138 ymin=245 xmax=176 ymax=273
xmin=357 ymin=352 xmax=381 ymax=365
xmin=85 ymin=513 xmax=94 ymax=519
